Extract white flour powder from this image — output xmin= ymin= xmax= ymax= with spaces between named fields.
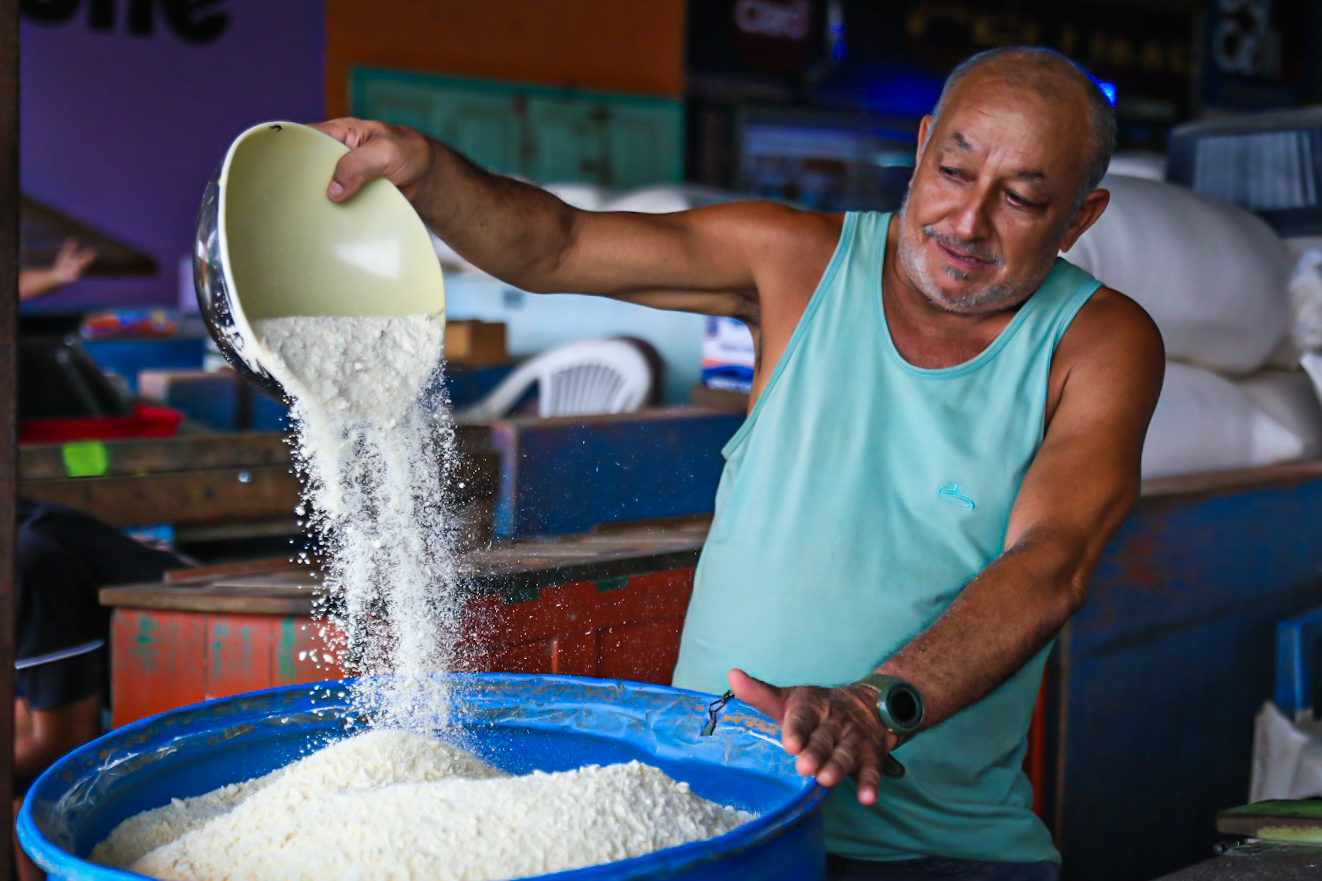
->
xmin=92 ymin=731 xmax=754 ymax=881
xmin=253 ymin=314 xmax=461 ymax=728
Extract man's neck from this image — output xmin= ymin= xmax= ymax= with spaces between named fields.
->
xmin=881 ymin=215 xmax=1026 ymax=370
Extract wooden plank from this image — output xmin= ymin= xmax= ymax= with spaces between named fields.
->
xmin=688 ymin=384 xmax=751 ymax=412
xmin=0 ymin=4 xmax=16 ymax=873
xmin=101 ymin=524 xmax=708 ymax=614
xmin=1140 ymin=459 xmax=1322 ymax=500
xmin=18 ymin=432 xmax=292 ymax=480
xmin=164 ymin=558 xmax=301 ymax=584
xmin=23 ymin=466 xmax=301 ymax=528
xmin=205 ymin=615 xmax=275 ymax=702
xmin=110 ymin=609 xmax=207 ymax=727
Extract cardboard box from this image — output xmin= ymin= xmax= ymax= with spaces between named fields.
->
xmin=445 ymin=320 xmax=508 ymax=367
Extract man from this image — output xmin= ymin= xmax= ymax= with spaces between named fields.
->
xmin=314 ymin=46 xmax=1163 ymax=879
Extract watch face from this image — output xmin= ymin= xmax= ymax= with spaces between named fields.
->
xmin=885 ymin=684 xmax=923 ymax=731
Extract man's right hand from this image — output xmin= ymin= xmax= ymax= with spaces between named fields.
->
xmin=310 ymin=118 xmax=435 ymax=203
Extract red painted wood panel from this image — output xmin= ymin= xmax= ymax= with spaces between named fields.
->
xmin=597 ymin=618 xmax=684 ymax=684
xmin=111 ymin=609 xmax=206 ymax=727
xmin=204 ymin=614 xmax=275 ymax=702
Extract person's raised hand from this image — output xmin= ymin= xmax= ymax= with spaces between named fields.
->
xmin=728 ymin=668 xmax=896 ymax=806
xmin=50 ymin=239 xmax=96 ymax=284
xmin=309 ymin=118 xmax=435 ymax=203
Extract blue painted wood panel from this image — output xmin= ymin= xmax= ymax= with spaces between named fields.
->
xmin=489 ymin=409 xmax=742 ymax=538
xmin=1052 ymin=476 xmax=1322 ymax=880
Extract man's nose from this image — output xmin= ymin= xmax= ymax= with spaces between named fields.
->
xmin=948 ymin=186 xmax=994 ymax=242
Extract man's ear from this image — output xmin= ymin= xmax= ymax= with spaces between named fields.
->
xmin=913 ymin=115 xmax=933 ymax=177
xmin=1060 ymin=188 xmax=1110 ymax=252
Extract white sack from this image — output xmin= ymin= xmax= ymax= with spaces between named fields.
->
xmin=1251 ymin=702 xmax=1322 ymax=802
xmin=605 ymin=185 xmax=738 ymax=214
xmin=1104 ymin=151 xmax=1166 ymax=181
xmin=544 ymin=182 xmax=612 ymax=212
xmin=1142 ymin=363 xmax=1306 ymax=478
xmin=1234 ymin=369 xmax=1322 ymax=460
xmin=1067 ymin=175 xmax=1292 ymax=375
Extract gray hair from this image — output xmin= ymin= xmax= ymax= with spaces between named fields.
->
xmin=929 ymin=47 xmax=1116 ymax=214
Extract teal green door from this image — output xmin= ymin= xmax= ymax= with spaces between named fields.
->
xmin=350 ymin=68 xmax=683 ymax=187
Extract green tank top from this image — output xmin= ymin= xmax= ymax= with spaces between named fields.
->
xmin=672 ymin=211 xmax=1101 ymax=864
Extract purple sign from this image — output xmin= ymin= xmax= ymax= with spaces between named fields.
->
xmin=21 ymin=0 xmax=324 ymax=311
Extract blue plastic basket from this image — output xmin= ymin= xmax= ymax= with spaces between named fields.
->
xmin=19 ymin=674 xmax=827 ymax=881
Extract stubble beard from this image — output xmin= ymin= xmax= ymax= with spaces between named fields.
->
xmin=896 ymin=200 xmax=1057 ymax=316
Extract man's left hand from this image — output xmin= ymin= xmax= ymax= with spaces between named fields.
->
xmin=728 ymin=668 xmax=896 ymax=806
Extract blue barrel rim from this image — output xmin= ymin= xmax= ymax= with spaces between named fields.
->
xmin=20 ymin=673 xmax=829 ymax=881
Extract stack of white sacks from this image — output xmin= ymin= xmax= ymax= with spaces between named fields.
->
xmin=1068 ymin=169 xmax=1322 ymax=478
xmin=436 ymin=174 xmax=1322 ymax=478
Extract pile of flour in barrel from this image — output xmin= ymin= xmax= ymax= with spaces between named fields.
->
xmin=89 ymin=315 xmax=753 ymax=881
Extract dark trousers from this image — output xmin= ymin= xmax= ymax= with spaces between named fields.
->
xmin=827 ymin=855 xmax=1060 ymax=881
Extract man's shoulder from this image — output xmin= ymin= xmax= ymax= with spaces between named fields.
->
xmin=732 ymin=202 xmax=844 ymax=253
xmin=1063 ymin=285 xmax=1164 ymax=365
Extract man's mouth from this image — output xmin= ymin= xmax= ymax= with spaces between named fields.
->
xmin=921 ymin=227 xmax=1000 ymax=273
xmin=935 ymin=241 xmax=993 ymax=270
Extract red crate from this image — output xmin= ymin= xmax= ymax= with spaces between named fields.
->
xmin=20 ymin=402 xmax=183 ymax=443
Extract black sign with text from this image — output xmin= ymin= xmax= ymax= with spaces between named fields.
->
xmin=20 ymin=0 xmax=230 ymax=45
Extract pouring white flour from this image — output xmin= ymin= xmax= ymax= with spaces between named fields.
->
xmin=252 ymin=313 xmax=462 ymax=729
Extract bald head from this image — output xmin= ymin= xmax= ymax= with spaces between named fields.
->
xmin=930 ymin=47 xmax=1115 ymax=212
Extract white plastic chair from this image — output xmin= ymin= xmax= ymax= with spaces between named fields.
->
xmin=458 ymin=339 xmax=655 ymax=420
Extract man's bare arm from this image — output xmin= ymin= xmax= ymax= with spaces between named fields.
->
xmin=311 ymin=118 xmax=830 ymax=321
xmin=731 ymin=290 xmax=1165 ymax=804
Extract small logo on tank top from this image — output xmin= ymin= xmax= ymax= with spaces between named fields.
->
xmin=937 ymin=482 xmax=976 ymax=510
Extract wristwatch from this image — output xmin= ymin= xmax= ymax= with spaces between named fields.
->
xmin=855 ymin=673 xmax=925 ymax=750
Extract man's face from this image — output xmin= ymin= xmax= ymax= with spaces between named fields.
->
xmin=898 ymin=75 xmax=1093 ymax=315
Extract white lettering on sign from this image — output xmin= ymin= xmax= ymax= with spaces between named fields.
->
xmin=1212 ymin=0 xmax=1282 ymax=78
xmin=735 ymin=0 xmax=810 ymax=42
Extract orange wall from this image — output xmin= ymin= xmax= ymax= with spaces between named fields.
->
xmin=325 ymin=0 xmax=687 ymax=117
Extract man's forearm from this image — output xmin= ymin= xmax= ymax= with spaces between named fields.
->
xmin=876 ymin=537 xmax=1087 ymax=728
xmin=409 ymin=139 xmax=578 ymax=292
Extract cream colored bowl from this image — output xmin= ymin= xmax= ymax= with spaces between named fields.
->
xmin=194 ymin=121 xmax=444 ymax=396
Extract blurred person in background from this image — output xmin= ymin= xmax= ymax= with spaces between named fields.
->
xmin=19 ymin=239 xmax=96 ymax=302
xmin=13 ymin=501 xmax=187 ymax=881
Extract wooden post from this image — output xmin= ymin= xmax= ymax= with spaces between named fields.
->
xmin=1 ymin=0 xmax=19 ymax=871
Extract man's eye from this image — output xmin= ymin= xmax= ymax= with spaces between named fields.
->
xmin=940 ymin=167 xmax=966 ymax=180
xmin=1006 ymin=191 xmax=1035 ymax=207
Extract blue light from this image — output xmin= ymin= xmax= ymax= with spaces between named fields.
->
xmin=1097 ymin=81 xmax=1117 ymax=106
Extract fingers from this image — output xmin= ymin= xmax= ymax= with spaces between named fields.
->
xmin=727 ymin=668 xmax=787 ymax=726
xmin=854 ymin=751 xmax=883 ymax=806
xmin=308 ymin=117 xmax=371 ymax=149
xmin=53 ymin=239 xmax=95 ymax=281
xmin=328 ymin=136 xmax=399 ymax=201
xmin=781 ymin=694 xmax=823 ymax=754
xmin=308 ymin=118 xmax=396 ymax=201
xmin=794 ymin=716 xmax=840 ymax=777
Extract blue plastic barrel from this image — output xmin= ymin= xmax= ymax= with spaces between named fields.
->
xmin=20 ymin=674 xmax=827 ymax=881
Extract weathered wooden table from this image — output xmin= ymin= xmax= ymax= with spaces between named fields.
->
xmin=100 ymin=519 xmax=709 ymax=727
